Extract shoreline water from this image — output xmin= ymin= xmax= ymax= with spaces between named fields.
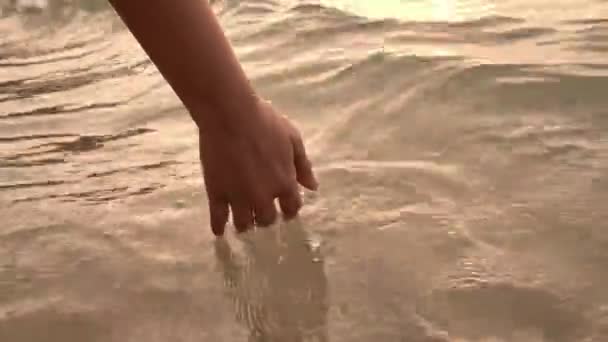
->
xmin=2 ymin=1 xmax=608 ymax=341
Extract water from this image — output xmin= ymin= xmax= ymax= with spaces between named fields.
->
xmin=1 ymin=0 xmax=608 ymax=341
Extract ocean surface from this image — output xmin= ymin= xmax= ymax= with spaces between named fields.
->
xmin=1 ymin=0 xmax=608 ymax=341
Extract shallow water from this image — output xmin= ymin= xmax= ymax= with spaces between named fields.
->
xmin=1 ymin=0 xmax=608 ymax=341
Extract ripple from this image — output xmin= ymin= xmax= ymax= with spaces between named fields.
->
xmin=0 ymin=133 xmax=78 ymax=143
xmin=0 ymin=46 xmax=101 ymax=67
xmin=0 ymin=179 xmax=68 ymax=191
xmin=0 ymin=102 xmax=123 ymax=120
xmin=0 ymin=60 xmax=149 ymax=103
xmin=0 ymin=127 xmax=156 ymax=177
xmin=86 ymin=161 xmax=178 ymax=179
xmin=214 ymin=224 xmax=329 ymax=341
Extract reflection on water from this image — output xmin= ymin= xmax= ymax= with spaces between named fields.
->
xmin=215 ymin=222 xmax=328 ymax=342
xmin=320 ymin=0 xmax=495 ymax=21
xmin=2 ymin=0 xmax=608 ymax=341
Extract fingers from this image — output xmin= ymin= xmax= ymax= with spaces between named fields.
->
xmin=278 ymin=185 xmax=303 ymax=219
xmin=231 ymin=202 xmax=254 ymax=232
xmin=211 ymin=195 xmax=279 ymax=235
xmin=210 ymin=186 xmax=303 ymax=234
xmin=205 ymin=115 xmax=317 ymax=235
xmin=209 ymin=197 xmax=229 ymax=236
xmin=253 ymin=198 xmax=278 ymax=227
xmin=291 ymin=130 xmax=318 ymax=191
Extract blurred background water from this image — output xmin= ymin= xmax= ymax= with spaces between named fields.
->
xmin=1 ymin=0 xmax=608 ymax=341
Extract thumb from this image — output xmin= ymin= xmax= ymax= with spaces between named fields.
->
xmin=291 ymin=130 xmax=318 ymax=191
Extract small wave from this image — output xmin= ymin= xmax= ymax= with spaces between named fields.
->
xmin=562 ymin=18 xmax=608 ymax=26
xmin=221 ymin=0 xmax=281 ymax=17
xmin=386 ymin=24 xmax=556 ymax=47
xmin=427 ymin=62 xmax=608 ymax=113
xmin=0 ymin=60 xmax=148 ymax=103
xmin=0 ymin=102 xmax=123 ymax=120
xmin=0 ymin=179 xmax=67 ymax=191
xmin=447 ymin=14 xmax=524 ymax=28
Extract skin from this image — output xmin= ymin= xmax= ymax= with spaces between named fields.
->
xmin=108 ymin=0 xmax=318 ymax=235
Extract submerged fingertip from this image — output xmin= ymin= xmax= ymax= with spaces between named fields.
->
xmin=211 ymin=224 xmax=225 ymax=236
xmin=282 ymin=211 xmax=300 ymax=221
xmin=309 ymin=179 xmax=319 ymax=191
xmin=234 ymin=222 xmax=253 ymax=233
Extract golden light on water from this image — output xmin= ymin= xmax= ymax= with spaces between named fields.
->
xmin=320 ymin=0 xmax=496 ymax=22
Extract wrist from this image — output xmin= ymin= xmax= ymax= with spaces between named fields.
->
xmin=187 ymin=91 xmax=262 ymax=137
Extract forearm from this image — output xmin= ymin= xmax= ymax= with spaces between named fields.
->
xmin=109 ymin=0 xmax=257 ymax=132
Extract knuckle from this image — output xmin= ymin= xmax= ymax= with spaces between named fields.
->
xmin=251 ymin=191 xmax=269 ymax=206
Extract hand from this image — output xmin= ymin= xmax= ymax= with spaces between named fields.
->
xmin=198 ymin=99 xmax=318 ymax=236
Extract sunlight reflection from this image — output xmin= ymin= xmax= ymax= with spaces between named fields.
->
xmin=321 ymin=0 xmax=495 ymax=22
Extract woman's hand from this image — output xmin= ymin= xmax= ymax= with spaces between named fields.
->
xmin=108 ymin=1 xmax=317 ymax=235
xmin=199 ymin=100 xmax=318 ymax=236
